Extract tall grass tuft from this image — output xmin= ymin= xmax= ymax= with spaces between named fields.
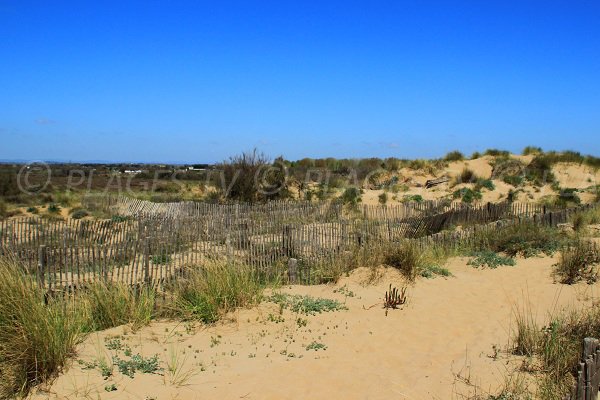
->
xmin=552 ymin=241 xmax=600 ymax=284
xmin=168 ymin=261 xmax=263 ymax=323
xmin=383 ymin=241 xmax=427 ymax=281
xmin=80 ymin=282 xmax=155 ymax=332
xmin=0 ymin=256 xmax=84 ymax=398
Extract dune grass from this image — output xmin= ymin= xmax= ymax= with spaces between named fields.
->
xmin=0 ymin=256 xmax=84 ymax=398
xmin=167 ymin=261 xmax=264 ymax=323
xmin=512 ymin=304 xmax=600 ymax=399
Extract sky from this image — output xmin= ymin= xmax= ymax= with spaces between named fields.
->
xmin=1 ymin=1 xmax=599 ymax=163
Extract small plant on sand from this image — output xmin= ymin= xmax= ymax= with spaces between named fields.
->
xmin=456 ymin=167 xmax=478 ymax=184
xmin=453 ymin=187 xmax=482 ymax=203
xmin=467 ymin=251 xmax=516 ymax=269
xmin=553 ymin=241 xmax=600 ymax=284
xmin=420 ymin=264 xmax=451 ymax=278
xmin=305 ymin=341 xmax=327 ymax=351
xmin=70 ymin=208 xmax=89 ymax=219
xmin=383 ymin=284 xmax=407 ymax=315
xmin=113 ymin=353 xmax=162 ymax=378
xmin=268 ymin=293 xmax=346 ymax=315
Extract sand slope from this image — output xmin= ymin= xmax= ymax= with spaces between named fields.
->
xmin=31 ymin=257 xmax=600 ymax=400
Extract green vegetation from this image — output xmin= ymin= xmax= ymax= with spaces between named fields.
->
xmin=70 ymin=207 xmax=89 ymax=219
xmin=552 ymin=241 xmax=600 ymax=284
xmin=522 ymin=146 xmax=543 ymax=156
xmin=47 ymin=203 xmax=61 ymax=214
xmin=0 ymin=257 xmax=84 ymax=397
xmin=382 ymin=240 xmax=428 ymax=281
xmin=420 ymin=264 xmax=451 ymax=278
xmin=475 ymin=179 xmax=495 ymax=191
xmin=341 ymin=186 xmax=362 ymax=206
xmin=456 ymin=167 xmax=478 ymax=184
xmin=378 ymin=192 xmax=388 ymax=204
xmin=467 ymin=250 xmax=516 ymax=269
xmin=502 ymin=174 xmax=524 ymax=187
xmin=269 ymin=293 xmax=347 ymax=315
xmin=471 ymin=222 xmax=567 ymax=258
xmin=444 ymin=150 xmax=465 ymax=161
xmin=113 ymin=353 xmax=162 ymax=378
xmin=169 ymin=261 xmax=263 ymax=323
xmin=453 ymin=187 xmax=482 ymax=203
xmin=305 ymin=341 xmax=327 ymax=351
xmin=512 ymin=304 xmax=600 ymax=398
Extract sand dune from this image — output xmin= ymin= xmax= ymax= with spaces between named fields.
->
xmin=32 ymin=256 xmax=600 ymax=400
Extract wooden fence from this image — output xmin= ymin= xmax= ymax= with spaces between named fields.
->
xmin=563 ymin=337 xmax=600 ymax=400
xmin=0 ymin=198 xmax=592 ymax=292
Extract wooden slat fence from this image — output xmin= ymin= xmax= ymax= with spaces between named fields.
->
xmin=563 ymin=337 xmax=600 ymax=400
xmin=0 ymin=198 xmax=593 ymax=292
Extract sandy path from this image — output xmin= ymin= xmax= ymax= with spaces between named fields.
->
xmin=33 ymin=256 xmax=600 ymax=400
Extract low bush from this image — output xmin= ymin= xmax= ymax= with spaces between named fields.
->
xmin=70 ymin=208 xmax=89 ymax=219
xmin=444 ymin=150 xmax=464 ymax=162
xmin=378 ymin=192 xmax=388 ymax=205
xmin=456 ymin=167 xmax=478 ymax=184
xmin=484 ymin=148 xmax=510 ymax=157
xmin=401 ymin=194 xmax=423 ymax=203
xmin=47 ymin=203 xmax=61 ymax=214
xmin=453 ymin=187 xmax=482 ymax=203
xmin=26 ymin=206 xmax=39 ymax=214
xmin=382 ymin=241 xmax=425 ymax=281
xmin=522 ymin=146 xmax=543 ymax=156
xmin=475 ymin=179 xmax=495 ymax=191
xmin=472 ymin=222 xmax=567 ymax=258
xmin=553 ymin=241 xmax=600 ymax=284
xmin=503 ymin=174 xmax=524 ymax=187
xmin=0 ymin=200 xmax=6 ymax=219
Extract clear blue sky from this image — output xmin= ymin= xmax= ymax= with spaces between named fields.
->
xmin=1 ymin=1 xmax=599 ymax=163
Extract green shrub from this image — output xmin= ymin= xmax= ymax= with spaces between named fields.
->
xmin=553 ymin=241 xmax=600 ymax=284
xmin=522 ymin=146 xmax=543 ymax=156
xmin=0 ymin=200 xmax=6 ymax=219
xmin=526 ymin=154 xmax=557 ymax=185
xmin=470 ymin=151 xmax=482 ymax=159
xmin=378 ymin=192 xmax=388 ymax=205
xmin=473 ymin=222 xmax=567 ymax=257
xmin=47 ymin=203 xmax=61 ymax=214
xmin=26 ymin=206 xmax=39 ymax=214
xmin=453 ymin=187 xmax=482 ymax=203
xmin=456 ymin=167 xmax=478 ymax=184
xmin=70 ymin=208 xmax=89 ymax=219
xmin=484 ymin=148 xmax=510 ymax=157
xmin=401 ymin=194 xmax=423 ymax=203
xmin=503 ymin=175 xmax=524 ymax=187
xmin=341 ymin=187 xmax=362 ymax=205
xmin=476 ymin=179 xmax=495 ymax=191
xmin=444 ymin=150 xmax=464 ymax=162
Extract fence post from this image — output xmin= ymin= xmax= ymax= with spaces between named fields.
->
xmin=288 ymin=258 xmax=297 ymax=284
xmin=37 ymin=245 xmax=46 ymax=289
xmin=144 ymin=236 xmax=150 ymax=285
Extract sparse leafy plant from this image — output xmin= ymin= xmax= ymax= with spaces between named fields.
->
xmin=467 ymin=251 xmax=516 ymax=269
